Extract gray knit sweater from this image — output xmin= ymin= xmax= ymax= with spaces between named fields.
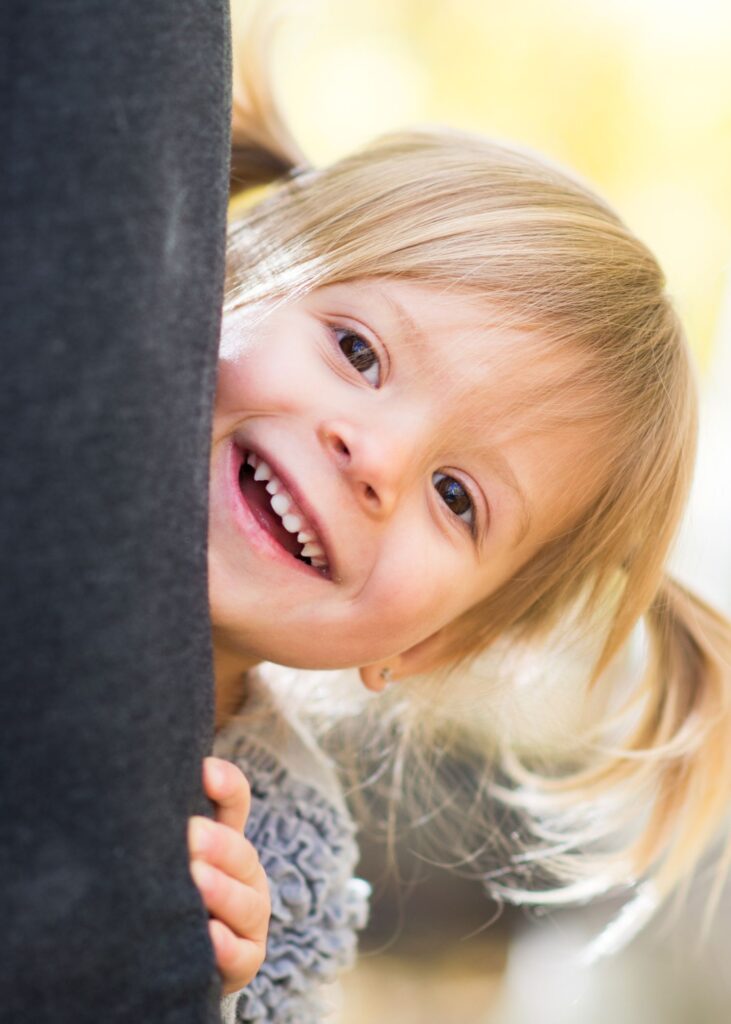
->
xmin=213 ymin=678 xmax=370 ymax=1024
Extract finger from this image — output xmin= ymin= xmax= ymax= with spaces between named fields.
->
xmin=208 ymin=919 xmax=267 ymax=995
xmin=188 ymin=816 xmax=265 ymax=887
xmin=191 ymin=860 xmax=270 ymax=939
xmin=203 ymin=756 xmax=251 ymax=832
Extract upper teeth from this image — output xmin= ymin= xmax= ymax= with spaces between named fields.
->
xmin=246 ymin=452 xmax=328 ymax=569
xmin=270 ymin=493 xmax=291 ymax=517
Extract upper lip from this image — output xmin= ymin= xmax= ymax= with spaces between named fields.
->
xmin=235 ymin=439 xmax=338 ymax=579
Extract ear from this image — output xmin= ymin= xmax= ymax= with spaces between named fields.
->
xmin=358 ymin=629 xmax=449 ymax=692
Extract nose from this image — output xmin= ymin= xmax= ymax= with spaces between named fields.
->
xmin=318 ymin=417 xmax=412 ymax=518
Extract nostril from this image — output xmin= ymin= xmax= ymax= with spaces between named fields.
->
xmin=333 ymin=437 xmax=350 ymax=459
xmin=363 ymin=484 xmax=378 ymax=503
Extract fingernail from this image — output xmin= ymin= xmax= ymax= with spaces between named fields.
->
xmin=190 ymin=859 xmax=214 ymax=893
xmin=188 ymin=816 xmax=214 ymax=857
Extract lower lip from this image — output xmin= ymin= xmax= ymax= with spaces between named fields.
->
xmin=224 ymin=440 xmax=327 ymax=579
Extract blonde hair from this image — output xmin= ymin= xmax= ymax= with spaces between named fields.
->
xmin=226 ymin=9 xmax=731 ymax=950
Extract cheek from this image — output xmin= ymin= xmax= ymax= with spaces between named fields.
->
xmin=353 ymin=536 xmax=475 ymax=652
xmin=216 ymin=354 xmax=277 ymax=411
xmin=215 ymin=342 xmax=315 ymax=419
xmin=216 ymin=306 xmax=334 ymax=417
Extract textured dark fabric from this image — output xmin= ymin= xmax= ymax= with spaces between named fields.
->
xmin=0 ymin=2 xmax=230 ymax=1020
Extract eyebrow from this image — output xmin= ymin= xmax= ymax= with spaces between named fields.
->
xmin=371 ymin=286 xmax=430 ymax=351
xmin=483 ymin=448 xmax=533 ymax=547
xmin=370 ymin=284 xmax=533 ymax=548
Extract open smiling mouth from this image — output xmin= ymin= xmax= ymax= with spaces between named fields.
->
xmin=237 ymin=451 xmax=331 ymax=576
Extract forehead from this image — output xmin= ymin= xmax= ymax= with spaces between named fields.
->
xmin=307 ymin=277 xmax=571 ymax=438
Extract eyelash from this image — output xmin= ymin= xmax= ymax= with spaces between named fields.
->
xmin=333 ymin=327 xmax=382 ymax=387
xmin=432 ymin=472 xmax=477 ymax=536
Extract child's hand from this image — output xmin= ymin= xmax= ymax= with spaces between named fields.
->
xmin=189 ymin=756 xmax=271 ymax=995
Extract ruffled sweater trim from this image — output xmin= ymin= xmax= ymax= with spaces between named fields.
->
xmin=214 ymin=678 xmax=370 ymax=1023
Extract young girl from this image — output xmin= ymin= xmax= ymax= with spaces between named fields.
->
xmin=190 ymin=17 xmax=731 ymax=1021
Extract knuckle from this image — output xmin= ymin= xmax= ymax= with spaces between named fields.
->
xmin=242 ymin=837 xmax=260 ymax=865
xmin=237 ymin=839 xmax=263 ymax=882
xmin=255 ymin=863 xmax=270 ymax=895
xmin=248 ymin=940 xmax=266 ymax=976
xmin=258 ymin=875 xmax=272 ymax=910
xmin=231 ymin=764 xmax=251 ymax=803
xmin=252 ymin=887 xmax=270 ymax=922
xmin=229 ymin=944 xmax=265 ymax=990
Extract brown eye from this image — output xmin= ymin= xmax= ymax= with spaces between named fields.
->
xmin=433 ymin=472 xmax=474 ymax=528
xmin=336 ymin=329 xmax=381 ymax=387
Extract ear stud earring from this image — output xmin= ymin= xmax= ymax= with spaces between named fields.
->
xmin=379 ymin=667 xmax=394 ymax=684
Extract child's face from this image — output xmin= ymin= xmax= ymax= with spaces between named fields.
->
xmin=209 ymin=279 xmax=592 ymax=675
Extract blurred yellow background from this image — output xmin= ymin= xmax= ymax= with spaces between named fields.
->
xmin=260 ymin=0 xmax=731 ymax=367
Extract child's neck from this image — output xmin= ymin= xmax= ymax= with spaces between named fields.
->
xmin=213 ymin=644 xmax=260 ymax=731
